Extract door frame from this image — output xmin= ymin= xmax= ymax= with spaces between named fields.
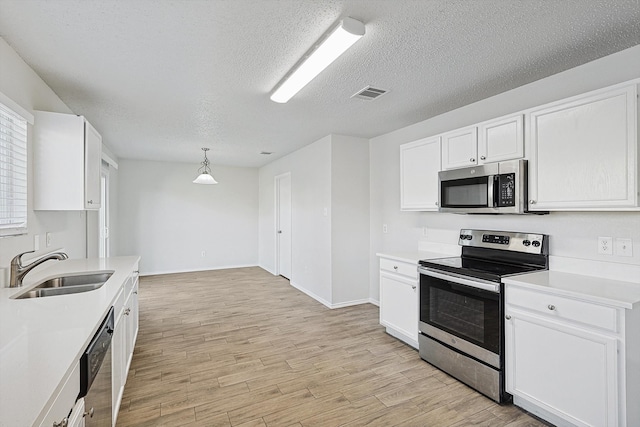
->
xmin=99 ymin=162 xmax=110 ymax=258
xmin=274 ymin=172 xmax=291 ymax=278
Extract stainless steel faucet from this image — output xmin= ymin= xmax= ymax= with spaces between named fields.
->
xmin=9 ymin=250 xmax=69 ymax=288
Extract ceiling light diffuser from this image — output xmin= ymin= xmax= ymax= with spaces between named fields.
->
xmin=270 ymin=17 xmax=365 ymax=103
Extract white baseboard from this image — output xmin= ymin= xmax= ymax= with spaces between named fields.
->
xmin=289 ymin=280 xmax=333 ymax=308
xmin=369 ymin=298 xmax=380 ymax=307
xmin=139 ymin=263 xmax=259 ymax=277
xmin=289 ymin=281 xmax=375 ymax=310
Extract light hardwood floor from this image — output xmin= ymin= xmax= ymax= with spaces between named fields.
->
xmin=117 ymin=267 xmax=548 ymax=427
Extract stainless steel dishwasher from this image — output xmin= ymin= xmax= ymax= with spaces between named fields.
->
xmin=79 ymin=307 xmax=114 ymax=427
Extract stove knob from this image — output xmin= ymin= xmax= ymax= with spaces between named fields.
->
xmin=460 ymin=234 xmax=465 ymax=240
xmin=532 ymin=240 xmax=541 ymax=248
xmin=466 ymin=235 xmax=473 ymax=240
xmin=522 ymin=240 xmax=531 ymax=247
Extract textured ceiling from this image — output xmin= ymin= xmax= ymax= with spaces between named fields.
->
xmin=1 ymin=0 xmax=639 ymax=167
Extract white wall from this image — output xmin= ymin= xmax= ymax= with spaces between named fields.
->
xmin=259 ymin=136 xmax=332 ymax=303
xmin=331 ymin=135 xmax=370 ymax=305
xmin=259 ymin=134 xmax=370 ymax=307
xmin=369 ymin=44 xmax=640 ymax=301
xmin=0 ymin=37 xmax=88 ymax=284
xmin=117 ymin=159 xmax=259 ymax=275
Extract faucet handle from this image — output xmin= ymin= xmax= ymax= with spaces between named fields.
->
xmin=11 ymin=250 xmax=36 ymax=266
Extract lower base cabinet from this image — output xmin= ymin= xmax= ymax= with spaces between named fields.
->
xmin=112 ymin=267 xmax=140 ymax=425
xmin=378 ymin=256 xmax=419 ymax=348
xmin=505 ymin=283 xmax=639 ymax=427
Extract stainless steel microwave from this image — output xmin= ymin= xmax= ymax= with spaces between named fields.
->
xmin=438 ymin=159 xmax=528 ymax=214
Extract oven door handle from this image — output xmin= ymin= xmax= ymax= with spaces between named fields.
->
xmin=418 ymin=267 xmax=500 ymax=293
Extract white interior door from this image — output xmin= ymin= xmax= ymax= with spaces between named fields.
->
xmin=99 ymin=163 xmax=110 ymax=258
xmin=276 ymin=173 xmax=291 ymax=279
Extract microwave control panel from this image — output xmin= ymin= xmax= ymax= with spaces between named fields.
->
xmin=495 ymin=173 xmax=515 ymax=207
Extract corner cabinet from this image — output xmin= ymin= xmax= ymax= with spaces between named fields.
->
xmin=505 ymin=283 xmax=640 ymax=427
xmin=441 ymin=113 xmax=524 ymax=170
xmin=112 ymin=267 xmax=139 ymax=425
xmin=379 ymin=256 xmax=419 ymax=348
xmin=527 ymin=83 xmax=639 ymax=211
xmin=33 ymin=111 xmax=102 ymax=210
xmin=400 ymin=136 xmax=441 ymax=211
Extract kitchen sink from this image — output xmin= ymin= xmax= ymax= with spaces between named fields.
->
xmin=13 ymin=271 xmax=114 ymax=299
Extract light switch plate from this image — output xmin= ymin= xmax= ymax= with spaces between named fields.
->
xmin=615 ymin=238 xmax=633 ymax=257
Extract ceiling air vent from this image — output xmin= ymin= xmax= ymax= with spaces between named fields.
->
xmin=351 ymin=86 xmax=388 ymax=101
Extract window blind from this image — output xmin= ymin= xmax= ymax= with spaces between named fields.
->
xmin=0 ymin=101 xmax=28 ymax=237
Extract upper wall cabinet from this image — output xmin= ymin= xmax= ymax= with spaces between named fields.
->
xmin=400 ymin=136 xmax=441 ymax=211
xmin=441 ymin=114 xmax=524 ymax=170
xmin=33 ymin=111 xmax=102 ymax=210
xmin=527 ymin=83 xmax=638 ymax=211
xmin=440 ymin=125 xmax=478 ymax=170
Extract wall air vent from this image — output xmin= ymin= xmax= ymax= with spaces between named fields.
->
xmin=351 ymin=86 xmax=388 ymax=101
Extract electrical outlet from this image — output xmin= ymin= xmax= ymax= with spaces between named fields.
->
xmin=598 ymin=237 xmax=613 ymax=255
xmin=201 ymin=251 xmax=206 ymax=257
xmin=46 ymin=232 xmax=52 ymax=247
xmin=34 ymin=234 xmax=40 ymax=251
xmin=423 ymin=227 xmax=428 ymax=237
xmin=615 ymin=238 xmax=633 ymax=257
xmin=382 ymin=224 xmax=388 ymax=234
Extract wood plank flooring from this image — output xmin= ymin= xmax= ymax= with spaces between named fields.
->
xmin=117 ymin=267 xmax=547 ymax=427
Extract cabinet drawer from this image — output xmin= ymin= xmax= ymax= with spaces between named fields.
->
xmin=380 ymin=258 xmax=418 ymax=278
xmin=507 ymin=286 xmax=618 ymax=332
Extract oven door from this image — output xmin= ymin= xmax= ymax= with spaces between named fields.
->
xmin=418 ymin=267 xmax=501 ymax=369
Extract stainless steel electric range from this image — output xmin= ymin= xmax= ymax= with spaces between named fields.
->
xmin=418 ymin=229 xmax=549 ymax=403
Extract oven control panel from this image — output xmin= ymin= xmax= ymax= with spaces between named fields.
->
xmin=458 ymin=229 xmax=547 ymax=254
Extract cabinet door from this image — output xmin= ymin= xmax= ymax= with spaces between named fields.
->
xmin=528 ymin=84 xmax=638 ymax=210
xmin=380 ymin=271 xmax=418 ymax=347
xmin=400 ymin=136 xmax=441 ymax=210
xmin=478 ymin=114 xmax=523 ymax=163
xmin=112 ymin=314 xmax=126 ymax=423
xmin=441 ymin=126 xmax=478 ymax=169
xmin=505 ymin=309 xmax=618 ymax=427
xmin=84 ymin=120 xmax=102 ymax=209
xmin=68 ymin=398 xmax=85 ymax=427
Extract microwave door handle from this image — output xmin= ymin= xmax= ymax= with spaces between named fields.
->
xmin=488 ymin=175 xmax=496 ymax=207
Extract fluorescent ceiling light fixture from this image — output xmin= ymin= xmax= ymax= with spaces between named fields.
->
xmin=193 ymin=147 xmax=218 ymax=184
xmin=270 ymin=17 xmax=365 ymax=103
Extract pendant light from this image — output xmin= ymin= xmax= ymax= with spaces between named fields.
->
xmin=193 ymin=148 xmax=218 ymax=184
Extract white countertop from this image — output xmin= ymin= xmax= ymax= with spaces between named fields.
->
xmin=0 ymin=256 xmax=140 ymax=427
xmin=376 ymin=250 xmax=453 ymax=264
xmin=503 ymin=270 xmax=640 ymax=310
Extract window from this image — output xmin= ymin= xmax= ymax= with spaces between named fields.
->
xmin=0 ymin=93 xmax=33 ymax=237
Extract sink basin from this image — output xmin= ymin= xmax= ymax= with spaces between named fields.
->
xmin=14 ymin=271 xmax=114 ymax=299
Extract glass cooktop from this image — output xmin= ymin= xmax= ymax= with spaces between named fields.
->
xmin=419 ymin=256 xmax=545 ymax=283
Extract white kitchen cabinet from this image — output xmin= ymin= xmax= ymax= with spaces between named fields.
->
xmin=527 ymin=82 xmax=639 ymax=211
xmin=38 ymin=361 xmax=80 ymax=427
xmin=112 ymin=267 xmax=139 ymax=426
xmin=441 ymin=114 xmax=524 ymax=170
xmin=477 ymin=114 xmax=524 ymax=163
xmin=505 ymin=283 xmax=640 ymax=427
xmin=68 ymin=398 xmax=86 ymax=427
xmin=33 ymin=110 xmax=102 ymax=210
xmin=400 ymin=136 xmax=441 ymax=210
xmin=441 ymin=125 xmax=478 ymax=169
xmin=379 ymin=257 xmax=418 ymax=348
